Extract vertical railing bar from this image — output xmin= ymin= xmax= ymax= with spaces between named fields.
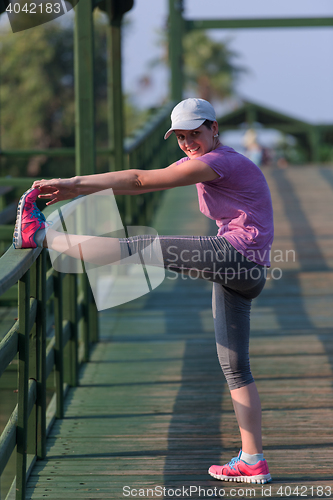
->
xmin=37 ymin=250 xmax=47 ymax=459
xmin=124 ymin=152 xmax=132 ymax=227
xmin=137 ymin=147 xmax=142 ymax=225
xmin=16 ymin=268 xmax=30 ymax=500
xmin=27 ymin=261 xmax=37 ymax=458
xmin=71 ymin=274 xmax=79 ymax=386
xmin=82 ymin=187 xmax=98 ymax=346
xmin=82 ymin=274 xmax=90 ymax=362
xmin=63 ymin=273 xmax=79 ymax=387
xmin=54 ymin=271 xmax=64 ymax=419
xmin=89 ymin=289 xmax=98 ymax=344
xmin=130 ymin=149 xmax=137 ymax=225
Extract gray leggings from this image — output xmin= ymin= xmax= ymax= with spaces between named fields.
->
xmin=120 ymin=235 xmax=267 ymax=390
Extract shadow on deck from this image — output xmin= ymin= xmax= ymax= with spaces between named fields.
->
xmin=26 ymin=166 xmax=333 ymax=499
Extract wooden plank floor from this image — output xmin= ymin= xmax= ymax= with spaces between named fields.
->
xmin=26 ymin=166 xmax=333 ymax=499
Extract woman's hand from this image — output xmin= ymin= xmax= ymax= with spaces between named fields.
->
xmin=32 ymin=177 xmax=79 ymax=206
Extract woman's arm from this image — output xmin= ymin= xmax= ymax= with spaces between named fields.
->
xmin=33 ymin=159 xmax=219 ymax=205
xmin=33 ymin=168 xmax=175 ymax=205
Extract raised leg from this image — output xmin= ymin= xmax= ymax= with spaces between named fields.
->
xmin=44 ymin=228 xmax=121 ymax=266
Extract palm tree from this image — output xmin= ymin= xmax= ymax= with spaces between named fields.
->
xmin=149 ymin=29 xmax=246 ymax=102
xmin=183 ymin=30 xmax=245 ymax=101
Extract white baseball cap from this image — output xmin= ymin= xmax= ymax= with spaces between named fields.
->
xmin=164 ymin=98 xmax=217 ymax=140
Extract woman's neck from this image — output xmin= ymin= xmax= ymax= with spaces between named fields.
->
xmin=213 ymin=139 xmax=222 ymax=151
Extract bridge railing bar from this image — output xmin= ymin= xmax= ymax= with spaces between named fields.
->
xmin=0 ymin=148 xmax=115 ymax=157
xmin=186 ymin=17 xmax=333 ymax=31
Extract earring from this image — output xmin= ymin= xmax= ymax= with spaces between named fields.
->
xmin=214 ymin=134 xmax=219 ymax=138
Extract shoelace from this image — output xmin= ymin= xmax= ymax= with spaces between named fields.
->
xmin=227 ymin=456 xmax=240 ymax=471
xmin=29 ymin=206 xmax=46 ymax=223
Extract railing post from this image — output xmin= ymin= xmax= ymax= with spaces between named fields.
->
xmin=168 ymin=0 xmax=184 ymax=102
xmin=74 ymin=0 xmax=99 ymax=353
xmin=106 ymin=17 xmax=124 ymax=173
xmin=74 ymin=0 xmax=96 ymax=178
xmin=16 ymin=269 xmax=30 ymax=500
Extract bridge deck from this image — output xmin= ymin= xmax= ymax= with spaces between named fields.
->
xmin=26 ymin=166 xmax=333 ymax=499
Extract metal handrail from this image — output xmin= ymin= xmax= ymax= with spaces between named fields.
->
xmin=0 ymin=147 xmax=114 ymax=157
xmin=0 ymin=247 xmax=41 ymax=297
xmin=124 ymin=102 xmax=174 ymax=154
xmin=0 ymin=104 xmax=174 ymax=160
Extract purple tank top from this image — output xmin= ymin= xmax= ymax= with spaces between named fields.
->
xmin=177 ymin=145 xmax=274 ymax=266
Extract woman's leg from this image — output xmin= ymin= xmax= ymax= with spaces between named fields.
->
xmin=230 ymin=383 xmax=263 ymax=454
xmin=43 ymin=228 xmax=121 ymax=266
xmin=212 ymin=282 xmax=263 ymax=455
xmin=43 ymin=231 xmax=264 ymax=288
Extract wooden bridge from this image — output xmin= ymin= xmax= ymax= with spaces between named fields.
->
xmin=1 ymin=164 xmax=329 ymax=499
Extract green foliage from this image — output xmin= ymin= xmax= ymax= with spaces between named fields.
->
xmin=0 ymin=24 xmax=61 ymax=150
xmin=0 ymin=12 xmax=148 ymax=178
xmin=319 ymin=144 xmax=333 ymax=163
xmin=183 ymin=31 xmax=245 ymax=101
xmin=0 ymin=19 xmax=75 ymax=177
xmin=150 ymin=29 xmax=245 ymax=101
xmin=276 ymin=135 xmax=308 ymax=165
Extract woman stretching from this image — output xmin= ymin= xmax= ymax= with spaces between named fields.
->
xmin=13 ymin=98 xmax=273 ymax=484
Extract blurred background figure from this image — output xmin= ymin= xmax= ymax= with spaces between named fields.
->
xmin=243 ymin=128 xmax=263 ymax=167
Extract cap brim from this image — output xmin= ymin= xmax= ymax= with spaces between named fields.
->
xmin=164 ymin=118 xmax=206 ymax=140
xmin=164 ymin=128 xmax=174 ymax=140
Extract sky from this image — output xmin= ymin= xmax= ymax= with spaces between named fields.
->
xmin=122 ymin=0 xmax=333 ymax=125
xmin=0 ymin=0 xmax=332 ymax=128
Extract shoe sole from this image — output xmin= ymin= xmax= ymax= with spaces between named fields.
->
xmin=13 ymin=187 xmax=35 ymax=249
xmin=208 ymin=470 xmax=272 ymax=484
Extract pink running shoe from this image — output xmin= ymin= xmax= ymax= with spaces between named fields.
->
xmin=208 ymin=451 xmax=272 ymax=484
xmin=13 ymin=188 xmax=47 ymax=249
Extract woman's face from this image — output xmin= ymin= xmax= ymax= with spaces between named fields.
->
xmin=174 ymin=121 xmax=219 ymax=159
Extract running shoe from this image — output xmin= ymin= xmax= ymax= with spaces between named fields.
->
xmin=13 ymin=187 xmax=47 ymax=249
xmin=208 ymin=451 xmax=272 ymax=484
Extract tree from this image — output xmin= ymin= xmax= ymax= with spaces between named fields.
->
xmin=150 ymin=29 xmax=245 ymax=102
xmin=0 ymin=20 xmax=76 ymax=176
xmin=183 ymin=31 xmax=245 ymax=102
xmin=0 ymin=12 xmax=148 ymax=178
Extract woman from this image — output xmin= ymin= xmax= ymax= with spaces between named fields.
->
xmin=13 ymin=98 xmax=273 ymax=484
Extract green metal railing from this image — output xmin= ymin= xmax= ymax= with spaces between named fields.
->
xmin=0 ymin=215 xmax=95 ymax=500
xmin=0 ymin=102 xmax=179 ymax=500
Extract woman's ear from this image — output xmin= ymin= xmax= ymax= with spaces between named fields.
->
xmin=212 ymin=121 xmax=219 ymax=137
